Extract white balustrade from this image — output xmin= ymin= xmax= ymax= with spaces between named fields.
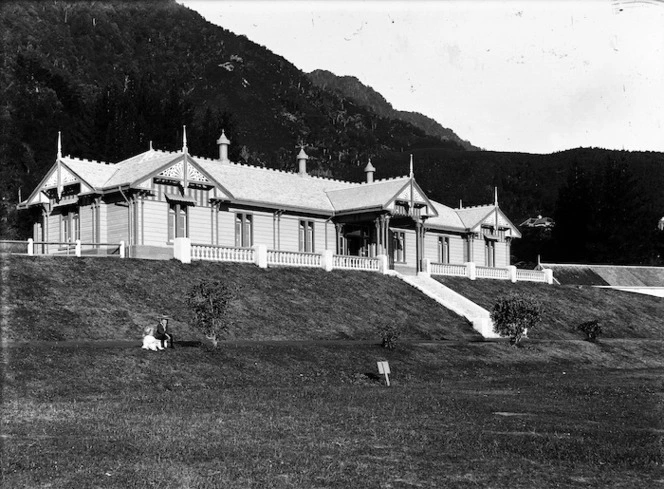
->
xmin=267 ymin=250 xmax=321 ymax=268
xmin=191 ymin=245 xmax=254 ymax=263
xmin=333 ymin=254 xmax=380 ymax=271
xmin=515 ymin=269 xmax=547 ymax=283
xmin=476 ymin=266 xmax=510 ymax=280
xmin=430 ymin=262 xmax=467 ymax=277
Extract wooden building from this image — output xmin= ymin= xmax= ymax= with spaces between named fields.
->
xmin=19 ymin=130 xmax=521 ymax=274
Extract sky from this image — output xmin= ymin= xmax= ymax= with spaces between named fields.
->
xmin=178 ymin=0 xmax=664 ymax=154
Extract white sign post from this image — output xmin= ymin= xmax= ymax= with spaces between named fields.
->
xmin=377 ymin=361 xmax=391 ymax=387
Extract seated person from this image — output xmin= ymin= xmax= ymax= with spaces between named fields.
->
xmin=154 ymin=316 xmax=174 ymax=349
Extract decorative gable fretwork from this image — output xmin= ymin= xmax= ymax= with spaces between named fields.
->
xmin=395 ymin=184 xmax=426 ymax=205
xmin=482 ymin=210 xmax=509 ymax=228
xmin=187 ymin=165 xmax=209 ymax=183
xmin=159 ymin=161 xmax=184 ymax=180
xmin=43 ymin=166 xmax=77 ymax=189
xmin=157 ymin=161 xmax=210 ymax=184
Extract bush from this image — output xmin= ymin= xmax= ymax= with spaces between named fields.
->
xmin=491 ymin=294 xmax=543 ymax=346
xmin=578 ymin=319 xmax=602 ymax=342
xmin=379 ymin=322 xmax=401 ymax=350
xmin=186 ymin=279 xmax=235 ymax=348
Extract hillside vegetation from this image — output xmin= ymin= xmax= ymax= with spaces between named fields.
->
xmin=2 ymin=255 xmax=477 ymax=342
xmin=4 ymin=254 xmax=664 ymax=345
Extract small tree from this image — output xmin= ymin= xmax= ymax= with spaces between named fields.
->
xmin=187 ymin=279 xmax=235 ymax=348
xmin=578 ymin=319 xmax=602 ymax=342
xmin=491 ymin=294 xmax=543 ymax=346
xmin=378 ymin=322 xmax=401 ymax=350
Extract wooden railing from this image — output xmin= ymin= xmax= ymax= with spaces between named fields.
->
xmin=0 ymin=239 xmax=125 ymax=258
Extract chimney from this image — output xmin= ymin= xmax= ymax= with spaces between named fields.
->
xmin=364 ymin=159 xmax=376 ymax=183
xmin=297 ymin=147 xmax=309 ymax=176
xmin=217 ymin=130 xmax=230 ymax=161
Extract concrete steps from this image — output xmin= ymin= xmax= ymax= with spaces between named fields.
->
xmin=397 ymin=273 xmax=499 ymax=338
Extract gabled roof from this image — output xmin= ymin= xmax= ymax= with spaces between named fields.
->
xmin=456 ymin=204 xmax=522 ymax=238
xmin=425 ymin=201 xmax=466 ymax=231
xmin=326 ymin=177 xmax=409 ymax=213
xmin=194 ymin=157 xmax=356 ymax=213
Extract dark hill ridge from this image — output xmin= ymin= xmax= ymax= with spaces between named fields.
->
xmin=308 ymin=69 xmax=479 ymax=151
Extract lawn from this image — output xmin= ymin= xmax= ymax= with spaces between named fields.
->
xmin=3 ymin=254 xmax=664 ymax=487
xmin=437 ymin=276 xmax=664 ymax=340
xmin=2 ymin=341 xmax=664 ymax=488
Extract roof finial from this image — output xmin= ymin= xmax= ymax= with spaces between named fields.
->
xmin=182 ymin=125 xmax=188 ymax=152
xmin=57 ymin=131 xmax=62 ymax=159
xmin=149 ymin=140 xmax=153 ymax=151
xmin=409 ymin=154 xmax=413 ymax=178
xmin=494 ymin=186 xmax=498 ymax=206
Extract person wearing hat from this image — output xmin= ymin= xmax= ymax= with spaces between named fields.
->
xmin=154 ymin=316 xmax=174 ymax=349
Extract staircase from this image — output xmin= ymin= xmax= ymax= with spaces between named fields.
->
xmin=397 ymin=273 xmax=499 ymax=338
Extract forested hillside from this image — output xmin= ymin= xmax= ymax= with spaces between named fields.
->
xmin=1 ymin=0 xmax=663 ymax=265
xmin=0 ymin=0 xmax=459 ymax=236
xmin=308 ymin=69 xmax=479 ymax=151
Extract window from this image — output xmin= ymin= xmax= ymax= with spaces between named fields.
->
xmin=392 ymin=231 xmax=406 ymax=263
xmin=299 ymin=220 xmax=315 ymax=252
xmin=61 ymin=209 xmax=80 ymax=243
xmin=235 ymin=213 xmax=253 ymax=247
xmin=168 ymin=204 xmax=188 ymax=241
xmin=485 ymin=239 xmax=495 ymax=267
xmin=439 ymin=236 xmax=450 ymax=264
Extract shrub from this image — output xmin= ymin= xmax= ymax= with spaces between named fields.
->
xmin=186 ymin=279 xmax=235 ymax=348
xmin=491 ymin=294 xmax=543 ymax=346
xmin=578 ymin=319 xmax=602 ymax=342
xmin=379 ymin=322 xmax=401 ymax=350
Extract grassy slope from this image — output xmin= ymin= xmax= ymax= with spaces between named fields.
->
xmin=3 ymin=255 xmax=478 ymax=342
xmin=437 ymin=277 xmax=664 ymax=340
xmin=3 ymin=342 xmax=663 ymax=488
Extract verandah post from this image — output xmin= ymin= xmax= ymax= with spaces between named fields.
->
xmin=376 ymin=254 xmax=388 ymax=274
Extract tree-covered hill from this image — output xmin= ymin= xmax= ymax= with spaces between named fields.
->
xmin=307 ymin=69 xmax=479 ymax=151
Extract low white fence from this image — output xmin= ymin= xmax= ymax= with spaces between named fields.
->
xmin=333 ymin=254 xmax=380 ymax=272
xmin=192 ymin=245 xmax=254 ymax=263
xmin=430 ymin=263 xmax=467 ymax=277
xmin=268 ymin=249 xmax=321 ymax=268
xmin=425 ymin=259 xmax=553 ymax=284
xmin=0 ymin=239 xmax=126 ymax=258
xmin=515 ymin=268 xmax=548 ymax=283
xmin=186 ymin=241 xmax=386 ymax=274
xmin=476 ymin=266 xmax=510 ymax=280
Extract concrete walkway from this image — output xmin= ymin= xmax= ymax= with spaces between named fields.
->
xmin=396 ymin=273 xmax=500 ymax=338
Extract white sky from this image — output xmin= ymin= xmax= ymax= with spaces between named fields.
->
xmin=178 ymin=0 xmax=664 ymax=154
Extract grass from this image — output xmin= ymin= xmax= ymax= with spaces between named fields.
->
xmin=3 ymin=255 xmax=478 ymax=342
xmin=437 ymin=276 xmax=664 ymax=340
xmin=2 ymin=342 xmax=664 ymax=488
xmin=3 ymin=254 xmax=664 ymax=487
